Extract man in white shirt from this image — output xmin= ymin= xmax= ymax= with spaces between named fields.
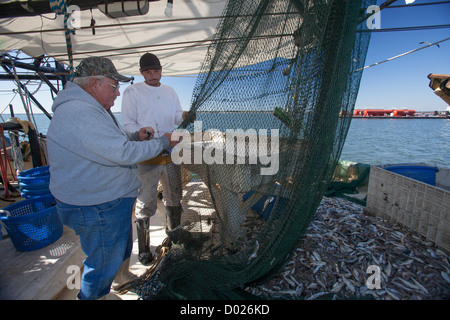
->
xmin=121 ymin=53 xmax=187 ymax=265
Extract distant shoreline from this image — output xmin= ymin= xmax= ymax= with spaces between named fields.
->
xmin=350 ymin=116 xmax=449 ymax=119
xmin=2 ymin=111 xmax=449 ymax=118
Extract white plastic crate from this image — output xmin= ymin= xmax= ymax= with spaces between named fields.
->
xmin=366 ymin=164 xmax=449 ymax=252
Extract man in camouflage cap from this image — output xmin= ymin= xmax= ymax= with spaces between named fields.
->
xmin=47 ymin=56 xmax=179 ymax=299
xmin=75 ymin=56 xmax=133 ymax=83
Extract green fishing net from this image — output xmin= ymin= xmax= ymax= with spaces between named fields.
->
xmin=136 ymin=0 xmax=375 ymax=300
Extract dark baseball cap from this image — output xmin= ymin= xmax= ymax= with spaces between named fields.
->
xmin=75 ymin=57 xmax=133 ymax=82
xmin=140 ymin=53 xmax=161 ymax=71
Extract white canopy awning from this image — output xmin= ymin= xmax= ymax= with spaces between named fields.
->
xmin=0 ymin=0 xmax=227 ymax=76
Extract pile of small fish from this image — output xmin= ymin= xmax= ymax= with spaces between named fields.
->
xmin=245 ymin=197 xmax=450 ymax=300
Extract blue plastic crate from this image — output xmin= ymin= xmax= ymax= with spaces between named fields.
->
xmin=20 ymin=188 xmax=52 ymax=199
xmin=17 ymin=166 xmax=50 ymax=198
xmin=17 ymin=165 xmax=50 ymax=178
xmin=17 ymin=174 xmax=50 ymax=184
xmin=17 ymin=166 xmax=50 ymax=184
xmin=19 ymin=181 xmax=50 ymax=190
xmin=17 ymin=166 xmax=50 ymax=183
xmin=384 ymin=165 xmax=438 ymax=186
xmin=0 ymin=195 xmax=62 ymax=251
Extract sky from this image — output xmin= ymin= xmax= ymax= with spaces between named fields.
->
xmin=354 ymin=0 xmax=450 ymax=112
xmin=0 ymin=0 xmax=449 ymax=115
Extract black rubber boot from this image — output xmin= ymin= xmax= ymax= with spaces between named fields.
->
xmin=135 ymin=218 xmax=153 ymax=265
xmin=165 ymin=206 xmax=182 ymax=232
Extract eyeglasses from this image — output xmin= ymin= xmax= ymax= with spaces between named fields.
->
xmin=101 ymin=82 xmax=120 ymax=93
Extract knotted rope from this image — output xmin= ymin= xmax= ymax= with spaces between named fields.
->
xmin=49 ymin=0 xmax=75 ymax=81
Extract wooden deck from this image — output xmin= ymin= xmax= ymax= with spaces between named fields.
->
xmin=0 ymin=195 xmax=168 ymax=300
xmin=0 ymin=224 xmax=85 ymax=299
xmin=0 ymin=179 xmax=214 ymax=300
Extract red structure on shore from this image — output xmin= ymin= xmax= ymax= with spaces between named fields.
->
xmin=353 ymin=109 xmax=415 ymax=117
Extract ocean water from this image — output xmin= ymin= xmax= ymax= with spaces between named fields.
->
xmin=340 ymin=118 xmax=450 ymax=169
xmin=3 ymin=113 xmax=449 ymax=169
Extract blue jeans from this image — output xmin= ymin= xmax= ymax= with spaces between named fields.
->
xmin=56 ymin=197 xmax=136 ymax=300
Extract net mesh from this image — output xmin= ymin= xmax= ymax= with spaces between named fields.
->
xmin=136 ymin=0 xmax=374 ymax=300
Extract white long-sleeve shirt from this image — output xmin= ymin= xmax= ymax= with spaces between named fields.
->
xmin=121 ymin=82 xmax=183 ymax=138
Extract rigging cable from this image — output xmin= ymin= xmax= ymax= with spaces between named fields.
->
xmin=7 ymin=53 xmax=33 ymax=123
xmin=1 ymin=1 xmax=447 ymax=36
xmin=383 ymin=0 xmax=450 ymax=8
xmin=0 ymin=1 xmax=448 ymax=74
xmin=21 ymin=23 xmax=450 ymax=62
xmin=363 ymin=24 xmax=450 ymax=33
xmin=356 ymin=36 xmax=450 ymax=72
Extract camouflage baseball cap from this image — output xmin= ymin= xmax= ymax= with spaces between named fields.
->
xmin=75 ymin=57 xmax=133 ymax=82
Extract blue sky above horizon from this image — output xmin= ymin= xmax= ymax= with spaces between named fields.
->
xmin=1 ymin=0 xmax=449 ymax=115
xmin=354 ymin=0 xmax=450 ymax=111
xmin=160 ymin=0 xmax=450 ymax=113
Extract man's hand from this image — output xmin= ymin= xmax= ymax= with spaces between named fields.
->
xmin=182 ymin=111 xmax=196 ymax=123
xmin=138 ymin=126 xmax=155 ymax=141
xmin=163 ymin=132 xmax=183 ymax=147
